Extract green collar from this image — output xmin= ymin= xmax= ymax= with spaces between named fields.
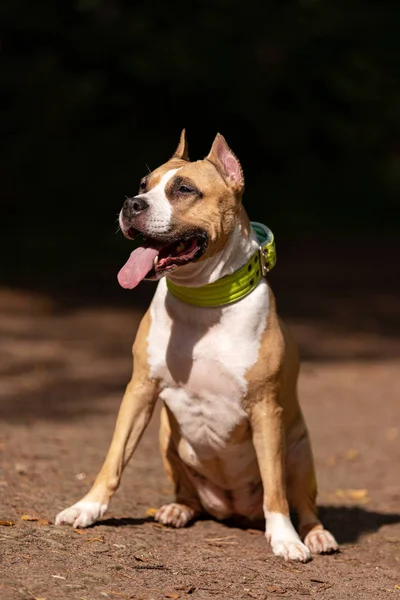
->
xmin=166 ymin=222 xmax=276 ymax=308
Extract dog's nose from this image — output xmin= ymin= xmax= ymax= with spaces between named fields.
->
xmin=123 ymin=195 xmax=149 ymax=217
xmin=131 ymin=196 xmax=149 ymax=213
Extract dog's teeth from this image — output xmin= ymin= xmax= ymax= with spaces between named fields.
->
xmin=153 ymin=256 xmax=159 ymax=267
xmin=176 ymin=242 xmax=185 ymax=253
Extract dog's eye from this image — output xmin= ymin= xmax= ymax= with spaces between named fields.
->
xmin=179 ymin=185 xmax=193 ymax=193
xmin=139 ymin=181 xmax=146 ymax=191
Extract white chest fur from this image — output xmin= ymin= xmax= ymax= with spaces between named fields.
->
xmin=147 ymin=279 xmax=269 ymax=461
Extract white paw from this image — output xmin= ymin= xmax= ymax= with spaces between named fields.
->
xmin=55 ymin=501 xmax=108 ymax=528
xmin=155 ymin=503 xmax=195 ymax=528
xmin=265 ymin=510 xmax=311 ymax=562
xmin=304 ymin=528 xmax=338 ymax=554
xmin=271 ymin=539 xmax=311 ymax=562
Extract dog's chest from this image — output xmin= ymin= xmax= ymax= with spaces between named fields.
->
xmin=147 ymin=280 xmax=269 ymax=453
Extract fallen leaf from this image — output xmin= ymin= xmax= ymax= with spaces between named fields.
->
xmin=21 ymin=515 xmax=39 ymax=521
xmin=165 ymin=594 xmax=180 ymax=599
xmin=394 ymin=584 xmax=400 ymax=590
xmin=347 ymin=489 xmax=368 ymax=501
xmin=146 ymin=507 xmax=157 ymax=517
xmin=344 ymin=449 xmax=360 ymax=461
xmin=87 ymin=536 xmax=104 ymax=543
xmin=0 ymin=520 xmax=15 ymax=526
xmin=73 ymin=528 xmax=88 ymax=535
xmin=38 ymin=519 xmax=51 ymax=526
xmin=334 ymin=488 xmax=369 ymax=503
xmin=266 ymin=585 xmax=286 ymax=594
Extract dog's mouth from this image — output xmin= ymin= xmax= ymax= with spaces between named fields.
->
xmin=117 ymin=227 xmax=208 ymax=289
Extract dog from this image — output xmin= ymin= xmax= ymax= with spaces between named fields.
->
xmin=56 ymin=131 xmax=338 ymax=562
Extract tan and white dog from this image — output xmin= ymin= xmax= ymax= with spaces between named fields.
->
xmin=56 ymin=131 xmax=338 ymax=562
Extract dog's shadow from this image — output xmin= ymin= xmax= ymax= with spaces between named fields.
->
xmin=97 ymin=517 xmax=153 ymax=528
xmin=98 ymin=506 xmax=400 ymax=545
xmin=317 ymin=505 xmax=400 ymax=544
xmin=225 ymin=506 xmax=400 ymax=545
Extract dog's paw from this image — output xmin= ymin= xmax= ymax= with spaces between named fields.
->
xmin=55 ymin=500 xmax=108 ymax=528
xmin=304 ymin=528 xmax=338 ymax=554
xmin=154 ymin=503 xmax=196 ymax=528
xmin=271 ymin=539 xmax=311 ymax=562
xmin=265 ymin=511 xmax=311 ymax=562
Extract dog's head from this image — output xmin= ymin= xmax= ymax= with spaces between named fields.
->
xmin=118 ymin=130 xmax=246 ymax=289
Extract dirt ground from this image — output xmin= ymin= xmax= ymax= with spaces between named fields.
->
xmin=1 ymin=241 xmax=399 ymax=599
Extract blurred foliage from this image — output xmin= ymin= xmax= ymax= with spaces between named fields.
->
xmin=1 ymin=0 xmax=400 ymax=278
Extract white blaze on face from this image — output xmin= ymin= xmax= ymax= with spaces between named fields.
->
xmin=117 ymin=168 xmax=182 ymax=290
xmin=138 ymin=168 xmax=180 ymax=236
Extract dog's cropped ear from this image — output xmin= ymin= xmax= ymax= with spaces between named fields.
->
xmin=172 ymin=129 xmax=189 ymax=161
xmin=206 ymin=133 xmax=244 ymax=192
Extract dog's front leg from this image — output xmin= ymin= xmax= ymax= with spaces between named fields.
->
xmin=56 ymin=313 xmax=159 ymax=528
xmin=250 ymin=400 xmax=311 ymax=562
xmin=55 ymin=372 xmax=158 ymax=528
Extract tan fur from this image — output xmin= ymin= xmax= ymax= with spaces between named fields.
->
xmin=244 ymin=288 xmax=319 ymax=526
xmin=156 ymin=285 xmax=320 ymax=527
xmin=80 ymin=310 xmax=159 ymax=505
xmin=56 ymin=132 xmax=337 ymax=560
xmin=144 ymin=157 xmax=239 ymax=261
xmin=172 ymin=128 xmax=190 ymax=161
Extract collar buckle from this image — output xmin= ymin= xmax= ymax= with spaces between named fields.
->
xmin=259 ymin=245 xmax=269 ymax=277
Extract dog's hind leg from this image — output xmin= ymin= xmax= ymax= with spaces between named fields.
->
xmin=286 ymin=424 xmax=338 ymax=555
xmin=155 ymin=405 xmax=202 ymax=528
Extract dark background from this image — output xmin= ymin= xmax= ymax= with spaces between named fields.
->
xmin=2 ymin=4 xmax=400 ymax=594
xmin=2 ymin=0 xmax=399 ymax=306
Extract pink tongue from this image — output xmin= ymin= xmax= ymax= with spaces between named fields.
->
xmin=117 ymin=246 xmax=160 ymax=289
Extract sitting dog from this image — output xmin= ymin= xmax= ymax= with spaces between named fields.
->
xmin=56 ymin=131 xmax=338 ymax=561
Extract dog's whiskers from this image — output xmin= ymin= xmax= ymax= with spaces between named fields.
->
xmin=114 ymin=213 xmax=122 ymax=235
